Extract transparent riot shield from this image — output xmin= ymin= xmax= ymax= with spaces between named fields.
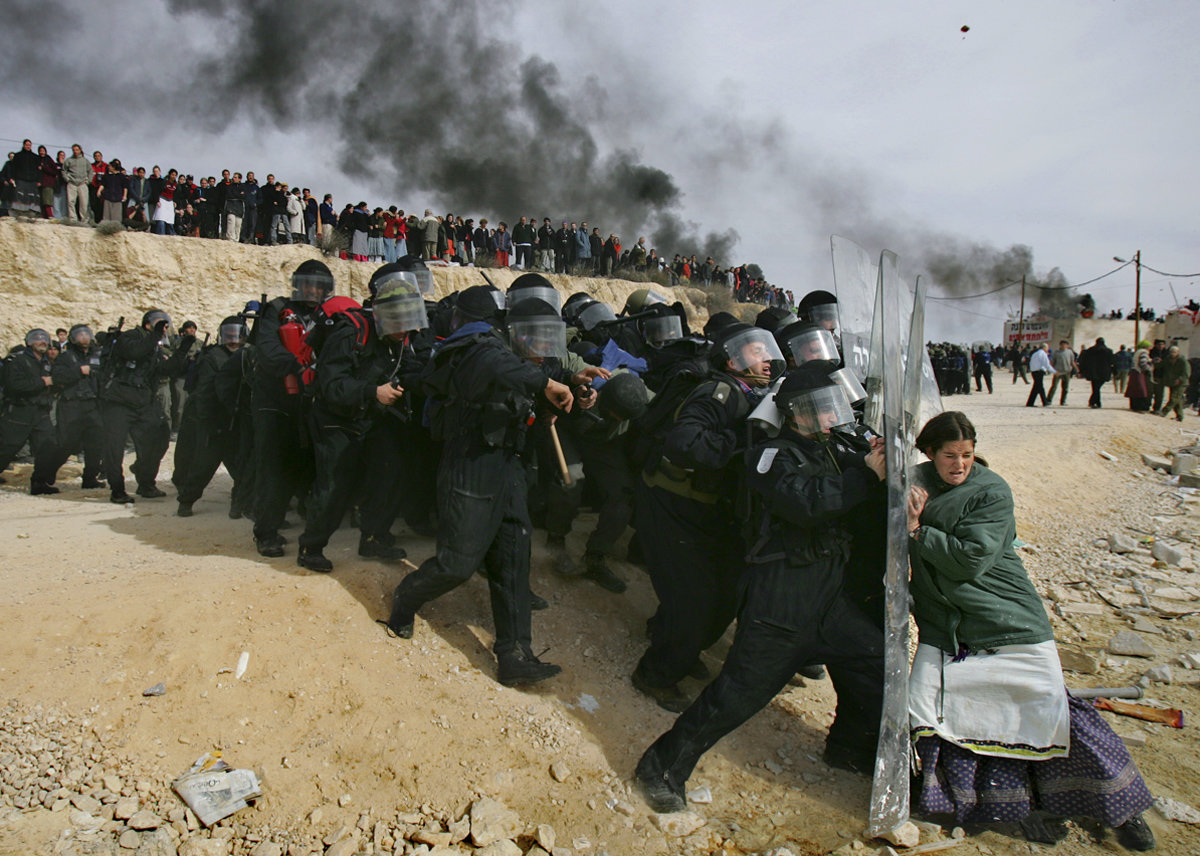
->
xmin=830 ymin=235 xmax=878 ymax=385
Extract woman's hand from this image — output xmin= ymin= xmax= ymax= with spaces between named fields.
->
xmin=907 ymin=486 xmax=928 ymax=532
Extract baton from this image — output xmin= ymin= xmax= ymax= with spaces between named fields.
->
xmin=548 ymin=421 xmax=572 ymax=486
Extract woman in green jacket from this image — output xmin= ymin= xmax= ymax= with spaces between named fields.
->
xmin=906 ymin=411 xmax=1155 ymax=851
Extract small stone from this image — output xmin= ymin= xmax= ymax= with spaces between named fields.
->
xmin=119 ymin=829 xmax=141 ymax=849
xmin=1180 ymin=652 xmax=1200 ymax=669
xmin=1180 ymin=473 xmax=1200 ymax=489
xmin=51 ymin=799 xmax=69 ymax=813
xmin=1057 ymin=645 xmax=1101 ymax=674
xmin=880 ymin=821 xmax=920 ymax=849
xmin=1058 ymin=602 xmax=1105 ymax=616
xmin=613 ymin=801 xmax=636 ymax=816
xmin=1154 ymin=796 xmax=1200 ymax=824
xmin=1108 ymin=532 xmax=1139 ymax=554
xmin=324 ymin=825 xmax=352 ymax=846
xmin=1172 ymin=453 xmax=1198 ymax=475
xmin=475 ymin=841 xmax=521 ymax=856
xmin=413 ymin=829 xmax=451 ymax=847
xmin=71 ymin=793 xmax=102 ymax=813
xmin=337 ymin=793 xmax=352 ymax=808
xmin=113 ymin=797 xmax=138 ymax=820
xmin=70 ymin=808 xmax=102 ymax=828
xmin=1108 ymin=631 xmax=1157 ymax=658
xmin=308 ymin=807 xmax=325 ymax=825
xmin=550 ymin=761 xmax=571 ymax=783
xmin=325 ymin=841 xmax=358 ymax=856
xmin=686 ymin=786 xmax=713 ymax=804
xmin=127 ymin=810 xmax=161 ymax=830
xmin=1118 ymin=731 xmax=1148 ymax=748
xmin=536 ymin=823 xmax=556 ymax=851
xmin=469 ymin=798 xmax=520 ymax=847
xmin=252 ymin=845 xmax=284 ymax=856
xmin=951 ymin=826 xmax=966 ymax=839
xmin=650 ymin=811 xmax=706 ymax=837
xmin=448 ymin=815 xmax=470 ymax=843
xmin=179 ymin=838 xmax=232 ymax=856
xmin=1152 ymin=541 xmax=1185 ymax=567
xmin=526 ymin=847 xmax=551 ymax=856
xmin=1129 ymin=615 xmax=1163 ymax=635
xmin=1142 ymin=453 xmax=1172 ymax=472
xmin=1145 ymin=664 xmax=1173 ymax=684
xmin=103 ymin=774 xmax=123 ymax=793
xmin=763 ymin=759 xmax=783 ymax=774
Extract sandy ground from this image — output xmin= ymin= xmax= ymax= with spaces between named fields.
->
xmin=1 ymin=372 xmax=1199 ymax=856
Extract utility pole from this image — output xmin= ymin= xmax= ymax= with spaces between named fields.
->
xmin=1017 ymin=275 xmax=1026 ymax=344
xmin=1134 ymin=250 xmax=1142 ymax=346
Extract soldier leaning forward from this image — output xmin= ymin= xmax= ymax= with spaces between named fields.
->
xmin=46 ymin=324 xmax=106 ymax=489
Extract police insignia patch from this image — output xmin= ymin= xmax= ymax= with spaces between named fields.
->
xmin=756 ymin=447 xmax=778 ymax=474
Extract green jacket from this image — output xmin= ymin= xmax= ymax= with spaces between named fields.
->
xmin=1161 ymin=354 xmax=1190 ymax=389
xmin=909 ymin=460 xmax=1052 ymax=655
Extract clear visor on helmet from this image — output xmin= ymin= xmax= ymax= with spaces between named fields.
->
xmin=408 ymin=267 xmax=434 ymax=296
xmin=508 ymin=317 xmax=568 ymax=359
xmin=785 ymin=328 xmax=840 ymax=365
xmin=577 ymin=301 xmax=616 ymax=331
xmin=828 ymin=367 xmax=867 ymax=405
xmin=807 ymin=302 xmax=839 ymax=331
xmin=781 ymin=384 xmax=855 ymax=434
xmin=68 ymin=326 xmax=94 ymax=347
xmin=373 ymin=283 xmax=430 ymax=337
xmin=643 ymin=314 xmax=683 ymax=345
xmin=507 ymin=286 xmax=561 ymax=313
xmin=643 ymin=289 xmax=669 ymax=307
xmin=219 ymin=323 xmax=248 ymax=346
xmin=721 ymin=328 xmax=785 ymax=372
xmin=292 ymin=273 xmax=334 ymax=305
xmin=25 ymin=329 xmax=51 ymax=347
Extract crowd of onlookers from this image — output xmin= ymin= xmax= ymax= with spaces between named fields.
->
xmin=0 ymin=137 xmax=788 ymax=307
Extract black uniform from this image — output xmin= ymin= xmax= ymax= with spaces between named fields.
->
xmin=298 ymin=313 xmax=419 ymax=556
xmin=634 ymin=373 xmax=754 ymax=694
xmin=214 ymin=344 xmax=258 ymax=517
xmin=250 ymin=297 xmax=316 ymax=546
xmin=638 ymin=429 xmax=886 ymax=800
xmin=101 ymin=326 xmax=194 ymax=498
xmin=47 ymin=341 xmax=105 ymax=486
xmin=0 ymin=347 xmax=58 ymax=486
xmin=389 ymin=323 xmax=549 ymax=658
xmin=172 ymin=344 xmax=240 ymax=507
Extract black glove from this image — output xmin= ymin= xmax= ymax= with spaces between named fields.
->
xmin=178 ymin=334 xmax=197 ymax=350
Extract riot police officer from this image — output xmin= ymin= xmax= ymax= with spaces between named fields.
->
xmin=173 ymin=316 xmax=248 ymax=516
xmin=296 ymin=265 xmax=428 ymax=572
xmin=385 ymin=286 xmax=574 ymax=687
xmin=636 ymin=365 xmax=886 ymax=813
xmin=251 ymin=260 xmax=332 ymax=556
xmin=0 ymin=329 xmax=59 ymax=494
xmin=101 ymin=311 xmax=194 ymax=503
xmin=47 ymin=324 xmax=105 ymax=489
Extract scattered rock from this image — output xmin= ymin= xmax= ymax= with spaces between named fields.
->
xmin=1058 ymin=602 xmax=1105 ymax=616
xmin=1180 ymin=473 xmax=1200 ymax=489
xmin=127 ymin=809 xmax=161 ymax=830
xmin=1057 ymin=645 xmax=1101 ymax=674
xmin=118 ymin=829 xmax=140 ymax=849
xmin=1172 ymin=453 xmax=1198 ymax=475
xmin=1142 ymin=453 xmax=1172 ymax=472
xmin=535 ymin=823 xmax=556 ymax=851
xmin=1108 ymin=631 xmax=1156 ymax=658
xmin=1152 ymin=541 xmax=1185 ymax=567
xmin=1145 ymin=664 xmax=1173 ymax=684
xmin=1128 ymin=614 xmax=1163 ymax=635
xmin=650 ymin=811 xmax=706 ymax=837
xmin=251 ymin=844 xmax=284 ymax=856
xmin=179 ymin=840 xmax=232 ymax=856
xmin=413 ymin=829 xmax=451 ymax=848
xmin=72 ymin=793 xmax=102 ymax=813
xmin=549 ymin=760 xmax=571 ymax=783
xmin=325 ymin=840 xmax=359 ymax=856
xmin=1118 ymin=730 xmax=1148 ymax=748
xmin=879 ymin=821 xmax=920 ymax=848
xmin=686 ymin=786 xmax=713 ymax=804
xmin=113 ymin=797 xmax=139 ymax=820
xmin=1179 ymin=652 xmax=1200 ymax=669
xmin=469 ymin=797 xmax=520 ymax=847
xmin=1108 ymin=533 xmax=1139 ymax=554
xmin=337 ymin=793 xmax=352 ymax=808
xmin=1154 ymin=796 xmax=1200 ymax=824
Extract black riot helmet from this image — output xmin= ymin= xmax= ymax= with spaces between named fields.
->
xmin=754 ymin=305 xmax=795 ymax=333
xmin=507 ymin=272 xmax=562 ymax=313
xmin=291 ymin=260 xmax=335 ymax=307
xmin=25 ymin=328 xmax=51 ymax=350
xmin=451 ymin=285 xmax=505 ymax=330
xmin=68 ymin=324 xmax=94 ymax=349
xmin=709 ymin=322 xmax=785 ymax=385
xmin=562 ymin=291 xmax=595 ymax=325
xmin=372 ymin=274 xmax=430 ymax=338
xmin=597 ymin=372 xmax=649 ymax=422
xmin=218 ymin=315 xmax=248 ymax=348
xmin=775 ymin=320 xmax=840 ymax=368
xmin=141 ymin=309 xmax=170 ymax=331
xmin=797 ymin=289 xmax=839 ymax=332
xmin=507 ymin=297 xmax=567 ymax=359
xmin=775 ymin=363 xmax=854 ymax=437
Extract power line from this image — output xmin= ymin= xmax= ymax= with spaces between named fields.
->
xmin=1141 ymin=263 xmax=1200 ymax=278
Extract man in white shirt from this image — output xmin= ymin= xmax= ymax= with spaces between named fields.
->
xmin=1026 ymin=343 xmax=1053 ymax=407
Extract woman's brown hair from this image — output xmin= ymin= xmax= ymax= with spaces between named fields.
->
xmin=915 ymin=411 xmax=976 ymax=457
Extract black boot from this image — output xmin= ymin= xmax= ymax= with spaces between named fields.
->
xmin=177 ymin=501 xmax=194 ymax=517
xmin=1114 ymin=814 xmax=1156 ymax=851
xmin=358 ymin=535 xmax=407 ymax=561
xmin=530 ymin=590 xmax=549 ymax=611
xmin=297 ymin=547 xmax=333 ymax=573
xmin=383 ymin=588 xmax=415 ymax=639
xmin=136 ymin=484 xmax=166 ymax=499
xmin=1019 ymin=812 xmax=1070 ymax=845
xmin=582 ymin=551 xmax=626 ymax=593
xmin=497 ymin=650 xmax=561 ymax=687
xmin=81 ymin=477 xmax=106 ymax=489
xmin=634 ymin=750 xmax=687 ymax=814
xmin=110 ymin=492 xmax=135 ymax=504
xmin=255 ymin=536 xmax=285 ymax=558
xmin=30 ymin=481 xmax=60 ymax=495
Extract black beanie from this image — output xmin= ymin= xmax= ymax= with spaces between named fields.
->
xmin=456 ymin=285 xmax=501 ymax=322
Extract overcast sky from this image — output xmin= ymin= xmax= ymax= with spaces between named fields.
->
xmin=2 ymin=0 xmax=1196 ymax=342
